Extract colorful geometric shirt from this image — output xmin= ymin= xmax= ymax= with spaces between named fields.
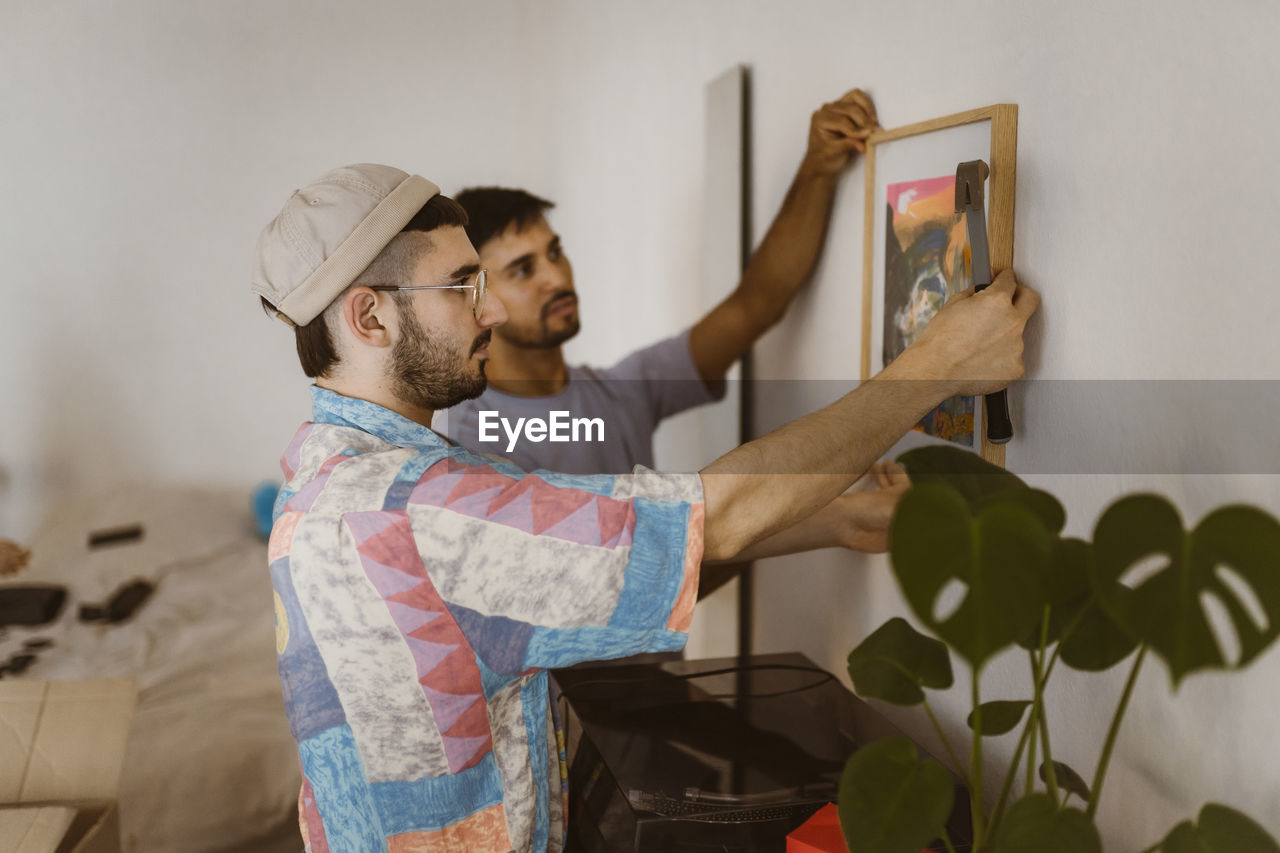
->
xmin=269 ymin=387 xmax=704 ymax=852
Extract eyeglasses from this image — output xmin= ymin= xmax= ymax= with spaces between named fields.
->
xmin=370 ymin=269 xmax=488 ymax=320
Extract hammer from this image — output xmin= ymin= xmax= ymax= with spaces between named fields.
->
xmin=956 ymin=159 xmax=1014 ymax=444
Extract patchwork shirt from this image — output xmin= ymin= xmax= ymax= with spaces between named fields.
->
xmin=269 ymin=387 xmax=704 ymax=852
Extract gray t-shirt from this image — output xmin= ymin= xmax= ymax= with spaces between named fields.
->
xmin=436 ymin=328 xmax=724 ymax=474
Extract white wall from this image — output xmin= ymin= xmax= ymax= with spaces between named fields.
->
xmin=5 ymin=0 xmax=1279 ymax=847
xmin=535 ymin=0 xmax=1280 ymax=846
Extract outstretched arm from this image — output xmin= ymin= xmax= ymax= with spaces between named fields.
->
xmin=723 ymin=461 xmax=910 ymax=561
xmin=697 ymin=461 xmax=910 ymax=598
xmin=689 ymin=88 xmax=880 ymax=385
xmin=699 ymin=270 xmax=1040 ymax=562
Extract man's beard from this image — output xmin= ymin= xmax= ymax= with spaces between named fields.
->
xmin=500 ymin=291 xmax=580 ymax=349
xmin=390 ymin=307 xmax=489 ymax=411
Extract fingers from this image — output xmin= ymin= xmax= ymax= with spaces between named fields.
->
xmin=984 ymin=270 xmax=1040 ymax=320
xmin=812 ymin=88 xmax=879 ymax=140
xmin=1013 ymin=280 xmax=1041 ymax=320
xmin=815 ymin=95 xmax=877 ymax=135
xmin=832 ymin=88 xmax=881 ymax=129
xmin=813 ymin=109 xmax=873 ymax=142
xmin=813 ymin=113 xmax=872 ymax=154
xmin=818 ymin=101 xmax=874 ymax=134
xmin=804 ymin=87 xmax=881 ymax=171
xmin=869 ymin=459 xmax=909 ymax=490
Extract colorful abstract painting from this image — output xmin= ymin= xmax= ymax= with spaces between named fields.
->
xmin=883 ymin=175 xmax=975 ymax=447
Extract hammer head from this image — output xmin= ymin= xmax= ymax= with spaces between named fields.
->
xmin=955 ymin=159 xmax=990 ymax=212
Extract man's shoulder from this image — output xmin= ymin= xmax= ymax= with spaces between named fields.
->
xmin=278 ymin=427 xmax=521 ymax=521
xmin=284 ymin=420 xmax=450 ymax=490
xmin=590 ymin=328 xmax=695 ymax=381
xmin=290 ymin=419 xmax=405 ymax=461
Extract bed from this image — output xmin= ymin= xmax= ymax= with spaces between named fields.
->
xmin=0 ymin=484 xmax=301 ymax=853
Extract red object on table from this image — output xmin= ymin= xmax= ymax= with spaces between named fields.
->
xmin=786 ymin=803 xmax=938 ymax=853
xmin=786 ymin=804 xmax=848 ymax=853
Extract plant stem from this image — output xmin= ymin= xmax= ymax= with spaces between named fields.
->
xmin=1047 ymin=604 xmax=1093 ymax=681
xmin=1028 ymin=647 xmax=1060 ymax=802
xmin=924 ymin=699 xmax=968 ymax=784
xmin=939 ymin=828 xmax=958 ymax=853
xmin=1088 ymin=645 xmax=1147 ymax=819
xmin=1043 ymin=644 xmax=1061 ymax=683
xmin=969 ymin=671 xmax=986 ymax=846
xmin=1037 ymin=684 xmax=1060 ymax=802
xmin=987 ymin=701 xmax=1034 ymax=838
xmin=1024 ymin=688 xmax=1038 ymax=797
xmin=1023 ymin=607 xmax=1052 ymax=801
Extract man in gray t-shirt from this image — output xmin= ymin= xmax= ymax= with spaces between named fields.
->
xmin=440 ymin=328 xmax=719 ymax=474
xmin=438 ymin=89 xmax=910 ymax=572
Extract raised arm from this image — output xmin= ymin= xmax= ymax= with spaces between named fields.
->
xmin=698 ymin=271 xmax=1039 ymax=561
xmin=689 ymin=88 xmax=880 ymax=385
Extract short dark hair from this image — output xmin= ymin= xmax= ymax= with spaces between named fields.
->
xmin=265 ymin=193 xmax=469 ymax=378
xmin=454 ymin=187 xmax=554 ymax=252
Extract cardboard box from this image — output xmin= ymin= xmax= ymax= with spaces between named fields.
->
xmin=0 ymin=679 xmax=137 ymax=853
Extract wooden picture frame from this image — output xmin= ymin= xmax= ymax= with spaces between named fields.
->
xmin=860 ymin=104 xmax=1018 ymax=468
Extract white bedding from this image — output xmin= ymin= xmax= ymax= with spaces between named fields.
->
xmin=1 ymin=485 xmax=301 ymax=853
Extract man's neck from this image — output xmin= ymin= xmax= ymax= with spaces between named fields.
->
xmin=484 ymin=339 xmax=570 ymax=397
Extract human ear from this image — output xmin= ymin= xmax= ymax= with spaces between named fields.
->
xmin=343 ymin=287 xmax=393 ymax=348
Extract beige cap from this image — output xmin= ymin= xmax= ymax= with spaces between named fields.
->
xmin=251 ymin=164 xmax=440 ymax=326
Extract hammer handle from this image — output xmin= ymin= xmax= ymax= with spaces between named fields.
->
xmin=973 ymin=278 xmax=1013 ymax=444
xmin=984 ymin=390 xmax=1013 ymax=444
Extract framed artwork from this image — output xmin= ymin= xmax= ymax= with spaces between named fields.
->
xmin=860 ymin=104 xmax=1018 ymax=467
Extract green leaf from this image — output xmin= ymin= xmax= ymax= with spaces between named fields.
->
xmin=1017 ymin=536 xmax=1138 ymax=668
xmin=1019 ymin=537 xmax=1091 ymax=651
xmin=847 ymin=617 xmax=953 ymax=706
xmin=897 ymin=445 xmax=1028 ymax=504
xmin=966 ymin=700 xmax=1031 ymax=736
xmin=890 ymin=482 xmax=1054 ymax=668
xmin=988 ymin=793 xmax=1102 ymax=853
xmin=1158 ymin=803 xmax=1280 ymax=852
xmin=838 ymin=736 xmax=954 ymax=853
xmin=1038 ymin=760 xmax=1091 ymax=804
xmin=1093 ymin=497 xmax=1280 ymax=686
xmin=1058 ymin=593 xmax=1140 ymax=671
xmin=978 ymin=487 xmax=1068 ymax=536
xmin=896 ymin=446 xmax=1067 ymax=533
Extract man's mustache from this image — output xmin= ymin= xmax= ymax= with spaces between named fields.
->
xmin=541 ymin=291 xmax=577 ymax=319
xmin=470 ymin=329 xmax=492 ymax=357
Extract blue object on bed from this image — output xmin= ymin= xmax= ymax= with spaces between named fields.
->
xmin=251 ymin=482 xmax=280 ymax=541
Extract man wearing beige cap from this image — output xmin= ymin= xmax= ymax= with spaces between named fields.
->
xmin=252 ymin=163 xmax=1036 ymax=852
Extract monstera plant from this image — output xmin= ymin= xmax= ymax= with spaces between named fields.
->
xmin=838 ymin=445 xmax=1280 ymax=853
